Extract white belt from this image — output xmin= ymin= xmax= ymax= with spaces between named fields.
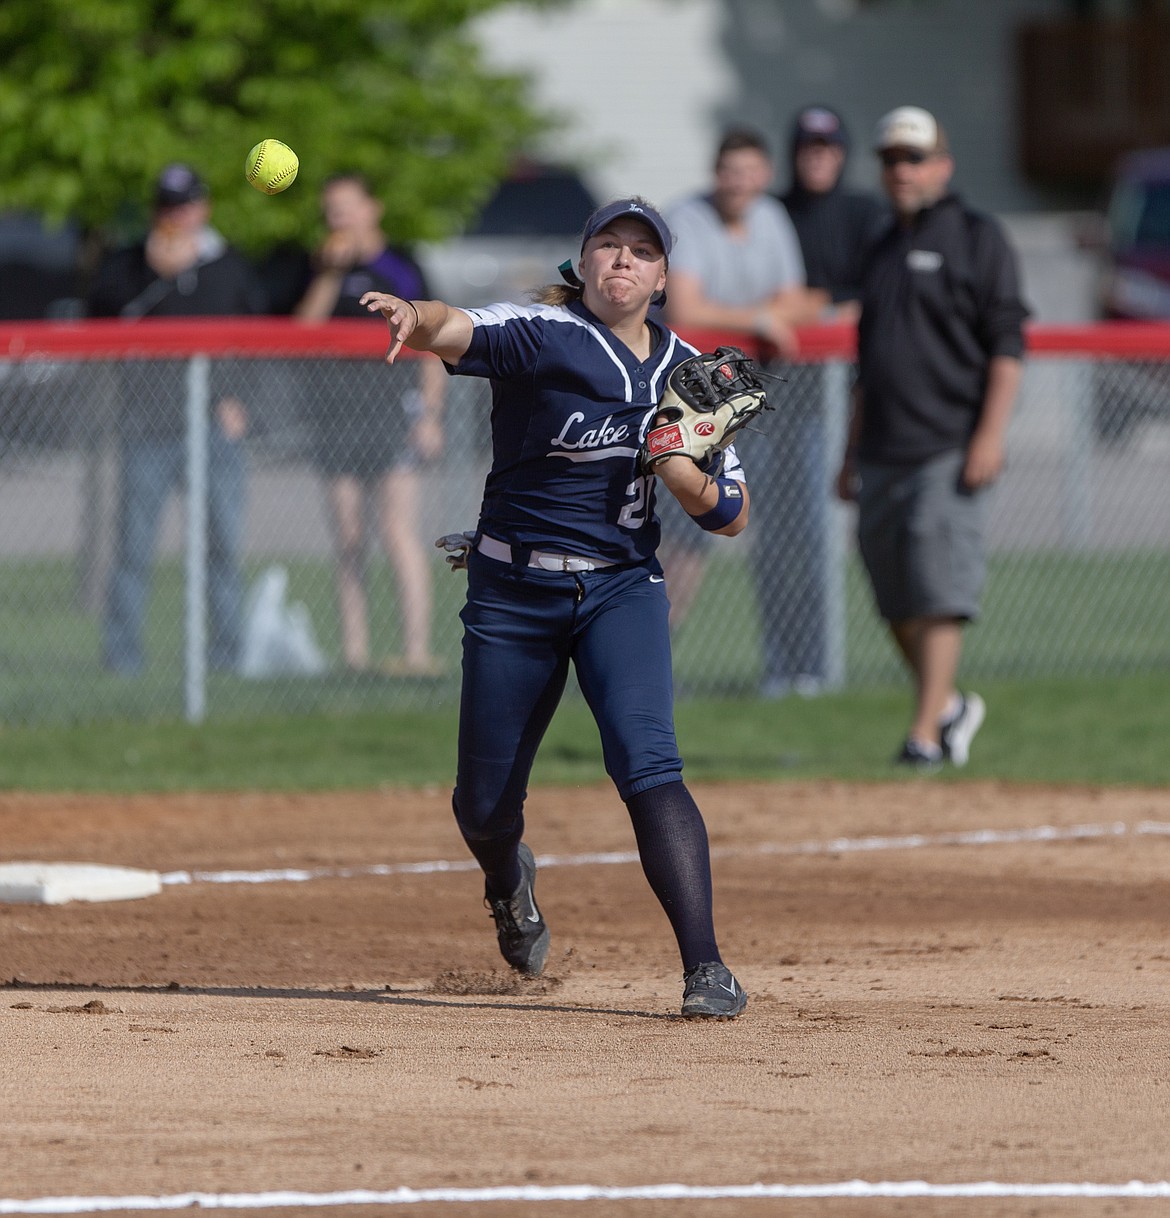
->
xmin=477 ymin=534 xmax=615 ymax=572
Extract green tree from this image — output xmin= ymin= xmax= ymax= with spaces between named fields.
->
xmin=0 ymin=0 xmax=553 ymax=253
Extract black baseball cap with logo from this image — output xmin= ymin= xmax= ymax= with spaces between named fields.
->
xmin=154 ymin=163 xmax=208 ymax=208
xmin=792 ymin=106 xmax=848 ymax=148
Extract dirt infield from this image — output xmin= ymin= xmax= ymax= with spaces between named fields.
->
xmin=3 ymin=780 xmax=1170 ymax=1216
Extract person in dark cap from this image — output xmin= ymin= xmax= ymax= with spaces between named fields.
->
xmin=92 ymin=164 xmax=264 ymax=320
xmin=779 ymin=106 xmax=888 ymax=322
xmin=356 ymin=195 xmax=750 ymax=1020
xmin=742 ymin=107 xmax=891 ymax=701
xmin=89 ymin=164 xmax=267 ymax=675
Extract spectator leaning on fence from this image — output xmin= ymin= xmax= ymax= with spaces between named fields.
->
xmin=836 ymin=107 xmax=1030 ymax=772
xmin=739 ymin=105 xmax=890 ymax=700
xmin=295 ymin=173 xmax=446 ymax=677
xmin=779 ymin=104 xmax=889 ymax=325
xmin=661 ymin=127 xmax=823 ymax=633
xmin=89 ymin=163 xmax=267 ymax=676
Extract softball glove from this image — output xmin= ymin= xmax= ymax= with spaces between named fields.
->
xmin=640 ymin=346 xmax=772 ymax=473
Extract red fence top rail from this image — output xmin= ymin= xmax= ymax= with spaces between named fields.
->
xmin=3 ymin=317 xmax=1170 ymax=361
xmin=0 ymin=318 xmax=398 ymax=360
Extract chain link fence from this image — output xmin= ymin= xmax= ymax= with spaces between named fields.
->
xmin=1 ymin=323 xmax=1168 ymax=725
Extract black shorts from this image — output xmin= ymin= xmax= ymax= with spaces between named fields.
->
xmin=306 ymin=361 xmax=423 ymax=479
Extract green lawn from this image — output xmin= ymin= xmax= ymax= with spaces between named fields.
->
xmin=0 ymin=550 xmax=1166 ymax=791
xmin=2 ymin=550 xmax=1169 ymax=724
xmin=0 ymin=673 xmax=1165 ymax=792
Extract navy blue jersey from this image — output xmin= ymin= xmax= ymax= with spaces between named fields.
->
xmin=449 ymin=297 xmax=745 ymax=564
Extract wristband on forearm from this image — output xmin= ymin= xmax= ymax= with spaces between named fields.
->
xmin=688 ymin=476 xmax=745 ymax=532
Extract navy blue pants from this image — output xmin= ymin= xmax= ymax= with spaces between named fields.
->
xmin=453 ymin=550 xmax=683 ymax=855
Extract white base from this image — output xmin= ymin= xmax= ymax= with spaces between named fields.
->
xmin=0 ymin=862 xmax=162 ymax=905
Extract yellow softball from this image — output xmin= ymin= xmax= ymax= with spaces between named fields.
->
xmin=245 ymin=139 xmax=299 ymax=195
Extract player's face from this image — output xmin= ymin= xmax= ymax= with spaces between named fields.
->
xmin=879 ymin=147 xmax=954 ymax=218
xmin=579 ymin=218 xmax=667 ymax=313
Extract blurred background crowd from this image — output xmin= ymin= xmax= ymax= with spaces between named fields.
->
xmin=1 ymin=0 xmax=1168 ymax=726
xmin=4 ymin=0 xmax=1169 ymax=330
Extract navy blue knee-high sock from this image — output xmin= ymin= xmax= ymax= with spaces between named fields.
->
xmin=624 ymin=781 xmax=721 ymax=970
xmin=453 ymin=797 xmax=523 ymax=900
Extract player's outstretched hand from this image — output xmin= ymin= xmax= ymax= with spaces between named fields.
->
xmin=360 ymin=291 xmax=417 ymax=364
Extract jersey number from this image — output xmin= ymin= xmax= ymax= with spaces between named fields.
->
xmin=617 ymin=476 xmax=652 ymax=529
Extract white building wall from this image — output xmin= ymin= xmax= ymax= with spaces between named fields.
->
xmin=472 ymin=0 xmax=738 ymax=211
xmin=474 ymin=0 xmax=1069 ymax=213
xmin=473 ymin=0 xmax=1102 ymax=320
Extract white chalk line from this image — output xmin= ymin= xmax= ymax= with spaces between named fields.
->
xmin=4 ymin=1180 xmax=1170 ymax=1212
xmin=158 ymin=821 xmax=1170 ymax=888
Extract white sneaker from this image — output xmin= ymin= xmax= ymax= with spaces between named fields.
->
xmin=793 ymin=675 xmax=825 ymax=698
xmin=941 ymin=692 xmax=986 ymax=767
xmin=760 ymin=674 xmax=824 ymax=700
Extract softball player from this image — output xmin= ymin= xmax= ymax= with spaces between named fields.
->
xmin=362 ymin=198 xmax=748 ymax=1020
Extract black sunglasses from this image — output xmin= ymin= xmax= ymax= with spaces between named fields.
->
xmin=879 ymin=148 xmax=930 ymax=168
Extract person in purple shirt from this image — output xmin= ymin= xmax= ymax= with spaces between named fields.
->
xmin=361 ymin=198 xmax=749 ymax=1020
xmin=296 ymin=173 xmax=446 ymax=676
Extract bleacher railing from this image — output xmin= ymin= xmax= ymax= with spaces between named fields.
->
xmin=1 ymin=318 xmax=1167 ymax=724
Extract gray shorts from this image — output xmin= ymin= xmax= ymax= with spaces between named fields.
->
xmin=857 ymin=449 xmax=987 ymax=622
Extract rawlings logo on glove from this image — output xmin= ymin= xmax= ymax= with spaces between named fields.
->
xmin=639 ymin=346 xmax=773 ymax=473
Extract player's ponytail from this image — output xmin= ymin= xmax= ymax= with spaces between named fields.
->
xmin=529 ymin=260 xmax=585 ymax=307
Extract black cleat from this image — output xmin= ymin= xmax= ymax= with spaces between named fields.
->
xmin=485 ymin=842 xmax=550 ymax=976
xmin=681 ymin=961 xmax=747 ymax=1020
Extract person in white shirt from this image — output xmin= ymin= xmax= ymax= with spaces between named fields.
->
xmin=662 ymin=129 xmax=825 ymax=652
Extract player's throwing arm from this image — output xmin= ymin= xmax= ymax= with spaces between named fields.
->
xmin=360 ymin=291 xmax=474 ymax=366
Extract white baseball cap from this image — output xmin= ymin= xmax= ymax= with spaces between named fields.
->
xmin=874 ymin=106 xmax=940 ymax=153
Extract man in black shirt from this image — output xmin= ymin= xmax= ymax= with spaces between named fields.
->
xmin=836 ymin=108 xmax=1028 ymax=771
xmin=90 ymin=164 xmax=267 ymax=674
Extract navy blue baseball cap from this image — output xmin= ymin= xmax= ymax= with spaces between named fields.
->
xmin=580 ymin=198 xmax=673 ymax=259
